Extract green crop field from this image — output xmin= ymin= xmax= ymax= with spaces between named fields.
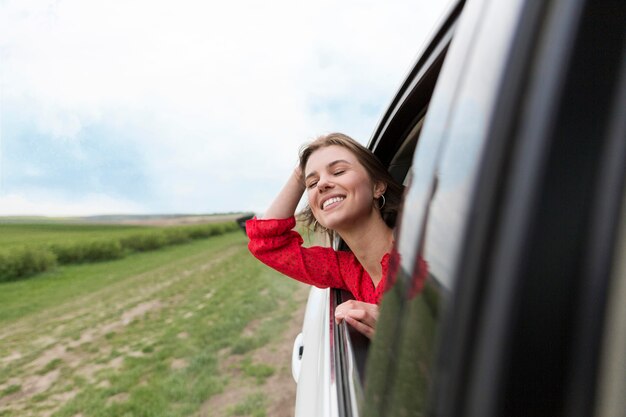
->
xmin=0 ymin=223 xmax=147 ymax=249
xmin=0 ymin=222 xmax=242 ymax=283
xmin=0 ymin=224 xmax=308 ymax=417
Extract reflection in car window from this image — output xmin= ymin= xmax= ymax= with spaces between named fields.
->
xmin=364 ymin=55 xmax=497 ymax=417
xmin=423 ymin=104 xmax=485 ymax=288
xmin=362 ymin=116 xmax=440 ymax=416
xmin=381 ymin=111 xmax=488 ymax=416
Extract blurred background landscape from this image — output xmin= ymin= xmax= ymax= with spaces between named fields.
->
xmin=1 ymin=0 xmax=450 ymax=415
xmin=0 ymin=215 xmax=308 ymax=417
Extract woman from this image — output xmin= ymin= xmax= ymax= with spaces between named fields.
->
xmin=247 ymin=133 xmax=403 ymax=338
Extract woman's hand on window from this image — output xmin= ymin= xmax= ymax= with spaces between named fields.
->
xmin=335 ymin=300 xmax=379 ymax=339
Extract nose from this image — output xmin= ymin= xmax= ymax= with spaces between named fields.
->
xmin=317 ymin=174 xmax=334 ymax=192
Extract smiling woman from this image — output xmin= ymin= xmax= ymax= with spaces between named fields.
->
xmin=246 ymin=133 xmax=404 ymax=339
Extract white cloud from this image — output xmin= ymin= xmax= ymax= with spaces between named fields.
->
xmin=1 ymin=0 xmax=451 ymax=215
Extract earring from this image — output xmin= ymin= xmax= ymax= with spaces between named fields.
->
xmin=378 ymin=195 xmax=386 ymax=210
xmin=313 ymin=219 xmax=326 ymax=231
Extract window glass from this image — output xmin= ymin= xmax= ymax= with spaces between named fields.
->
xmin=366 ymin=30 xmax=509 ymax=417
xmin=363 ymin=0 xmax=529 ymax=412
xmin=381 ymin=108 xmax=488 ymax=416
xmin=362 ymin=116 xmax=439 ymax=416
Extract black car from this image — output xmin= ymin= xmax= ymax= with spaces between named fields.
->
xmin=291 ymin=0 xmax=626 ymax=415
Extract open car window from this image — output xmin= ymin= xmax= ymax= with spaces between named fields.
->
xmin=329 ymin=3 xmax=463 ymax=414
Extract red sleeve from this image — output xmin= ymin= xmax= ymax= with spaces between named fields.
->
xmin=246 ymin=216 xmax=350 ymax=291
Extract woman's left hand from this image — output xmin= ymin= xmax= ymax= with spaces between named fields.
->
xmin=334 ymin=300 xmax=379 ymax=339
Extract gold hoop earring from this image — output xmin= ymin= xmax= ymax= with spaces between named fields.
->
xmin=378 ymin=195 xmax=386 ymax=210
xmin=313 ymin=219 xmax=325 ymax=230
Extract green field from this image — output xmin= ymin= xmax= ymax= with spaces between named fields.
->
xmin=0 ymin=225 xmax=307 ymax=417
xmin=0 ymin=223 xmax=147 ymax=249
xmin=0 ymin=222 xmax=241 ymax=283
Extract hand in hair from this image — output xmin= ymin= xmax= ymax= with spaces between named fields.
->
xmin=334 ymin=299 xmax=379 ymax=339
xmin=262 ymin=167 xmax=305 ymax=220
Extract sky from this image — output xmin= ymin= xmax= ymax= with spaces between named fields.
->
xmin=0 ymin=0 xmax=450 ymax=217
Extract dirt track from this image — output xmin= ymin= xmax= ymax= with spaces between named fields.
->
xmin=199 ymin=284 xmax=308 ymax=417
xmin=0 ymin=234 xmax=308 ymax=417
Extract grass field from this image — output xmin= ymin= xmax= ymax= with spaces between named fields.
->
xmin=0 ymin=223 xmax=147 ymax=249
xmin=0 ymin=227 xmax=308 ymax=417
xmin=0 ymin=221 xmax=241 ymax=283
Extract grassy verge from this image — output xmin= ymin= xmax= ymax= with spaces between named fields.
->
xmin=0 ymin=231 xmax=303 ymax=417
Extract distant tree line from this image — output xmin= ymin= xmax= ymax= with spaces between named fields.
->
xmin=0 ymin=222 xmax=239 ymax=283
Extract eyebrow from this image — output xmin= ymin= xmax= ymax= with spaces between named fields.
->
xmin=305 ymin=159 xmax=352 ymax=181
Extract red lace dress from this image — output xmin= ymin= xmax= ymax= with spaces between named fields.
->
xmin=246 ymin=216 xmax=391 ymax=304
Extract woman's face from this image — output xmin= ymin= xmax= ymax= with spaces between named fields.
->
xmin=304 ymin=145 xmax=382 ymax=231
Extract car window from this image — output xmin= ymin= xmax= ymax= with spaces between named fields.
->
xmin=372 ymin=101 xmax=489 ymax=416
xmin=387 ymin=117 xmax=425 ymax=186
xmin=362 ymin=0 xmax=530 ymax=413
xmin=362 ymin=114 xmax=445 ymax=417
xmin=356 ymin=8 xmax=459 ymax=415
xmin=594 ymin=186 xmax=626 ymax=417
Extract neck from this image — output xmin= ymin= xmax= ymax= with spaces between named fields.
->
xmin=336 ymin=210 xmax=393 ymax=285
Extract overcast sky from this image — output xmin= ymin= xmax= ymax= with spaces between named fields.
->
xmin=0 ymin=0 xmax=450 ymax=216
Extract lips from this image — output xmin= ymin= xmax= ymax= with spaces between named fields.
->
xmin=321 ymin=195 xmax=345 ymax=210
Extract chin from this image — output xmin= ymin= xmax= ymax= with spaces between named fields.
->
xmin=314 ymin=212 xmax=337 ymax=230
xmin=316 ymin=218 xmax=336 ymax=230
xmin=318 ymin=212 xmax=354 ymax=232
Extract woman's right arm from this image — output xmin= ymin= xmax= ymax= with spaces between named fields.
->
xmin=247 ymin=166 xmax=350 ymax=292
xmin=261 ymin=167 xmax=306 ymax=219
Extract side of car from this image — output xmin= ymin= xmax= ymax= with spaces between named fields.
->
xmin=293 ymin=0 xmax=626 ymax=415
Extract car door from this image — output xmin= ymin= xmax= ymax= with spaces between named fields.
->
xmin=363 ymin=0 xmax=626 ymax=416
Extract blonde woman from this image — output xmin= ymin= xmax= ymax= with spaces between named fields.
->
xmin=247 ymin=133 xmax=404 ymax=339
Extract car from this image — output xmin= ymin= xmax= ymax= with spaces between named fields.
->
xmin=290 ymin=0 xmax=626 ymax=416
xmin=236 ymin=213 xmax=255 ymax=233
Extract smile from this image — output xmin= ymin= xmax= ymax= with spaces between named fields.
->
xmin=322 ymin=196 xmax=345 ymax=210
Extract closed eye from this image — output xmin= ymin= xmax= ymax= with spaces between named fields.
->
xmin=307 ymin=181 xmax=318 ymax=189
xmin=333 ymin=170 xmax=345 ymax=176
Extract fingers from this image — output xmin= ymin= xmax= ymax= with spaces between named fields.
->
xmin=335 ymin=300 xmax=377 ymax=317
xmin=334 ymin=300 xmax=380 ymax=339
xmin=342 ymin=308 xmax=371 ymax=323
xmin=335 ymin=300 xmax=360 ymax=323
xmin=344 ymin=315 xmax=375 ymax=339
xmin=335 ymin=301 xmax=379 ymax=322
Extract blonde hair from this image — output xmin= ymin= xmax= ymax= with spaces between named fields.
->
xmin=298 ymin=133 xmax=402 ymax=240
